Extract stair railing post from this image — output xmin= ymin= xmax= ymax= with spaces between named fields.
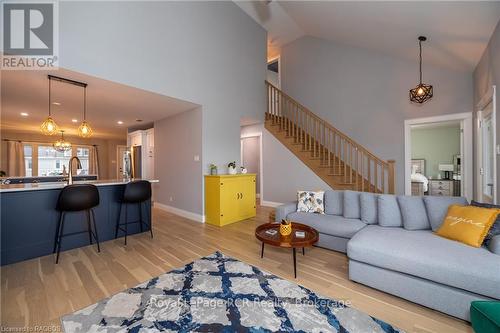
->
xmin=387 ymin=160 xmax=396 ymax=194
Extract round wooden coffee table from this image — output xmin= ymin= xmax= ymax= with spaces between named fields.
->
xmin=255 ymin=222 xmax=319 ymax=278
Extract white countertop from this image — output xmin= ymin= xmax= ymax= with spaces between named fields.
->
xmin=0 ymin=179 xmax=159 ymax=193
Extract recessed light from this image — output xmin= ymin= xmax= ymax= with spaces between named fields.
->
xmin=117 ymin=121 xmax=123 ymax=125
xmin=71 ymin=119 xmax=78 ymax=123
xmin=52 ymin=102 xmax=61 ymax=106
xmin=20 ymin=112 xmax=29 ymax=117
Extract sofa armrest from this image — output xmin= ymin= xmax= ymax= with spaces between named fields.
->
xmin=488 ymin=235 xmax=500 ymax=255
xmin=275 ymin=202 xmax=297 ymax=222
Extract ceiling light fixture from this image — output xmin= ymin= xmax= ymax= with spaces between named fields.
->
xmin=117 ymin=121 xmax=123 ymax=125
xmin=71 ymin=119 xmax=78 ymax=123
xmin=40 ymin=77 xmax=59 ymax=135
xmin=52 ymin=102 xmax=61 ymax=106
xmin=20 ymin=112 xmax=29 ymax=117
xmin=78 ymin=84 xmax=93 ymax=138
xmin=409 ymin=36 xmax=433 ymax=104
xmin=53 ymin=130 xmax=72 ymax=152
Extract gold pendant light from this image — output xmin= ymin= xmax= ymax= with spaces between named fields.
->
xmin=78 ymin=85 xmax=93 ymax=138
xmin=53 ymin=130 xmax=72 ymax=152
xmin=41 ymin=77 xmax=58 ymax=135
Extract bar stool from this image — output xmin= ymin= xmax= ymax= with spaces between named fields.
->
xmin=115 ymin=180 xmax=153 ymax=245
xmin=54 ymin=184 xmax=100 ymax=264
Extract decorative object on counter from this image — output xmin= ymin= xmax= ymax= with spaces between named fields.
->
xmin=280 ymin=219 xmax=292 ymax=236
xmin=209 ymin=163 xmax=218 ymax=175
xmin=0 ymin=171 xmax=6 ymax=177
xmin=41 ymin=76 xmax=58 ymax=135
xmin=53 ymin=130 xmax=72 ymax=152
xmin=240 ymin=166 xmax=248 ymax=174
xmin=227 ymin=161 xmax=237 ymax=175
xmin=409 ymin=36 xmax=433 ymax=104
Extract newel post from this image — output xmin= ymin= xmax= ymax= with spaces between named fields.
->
xmin=387 ymin=160 xmax=396 ymax=194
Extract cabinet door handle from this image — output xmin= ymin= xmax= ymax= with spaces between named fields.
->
xmin=241 ymin=192 xmax=243 ymax=199
xmin=237 ymin=193 xmax=240 ymax=199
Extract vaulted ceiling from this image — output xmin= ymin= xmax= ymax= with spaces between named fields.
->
xmin=236 ymin=1 xmax=500 ymax=71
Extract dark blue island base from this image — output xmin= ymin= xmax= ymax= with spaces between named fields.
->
xmin=1 ymin=184 xmax=151 ymax=266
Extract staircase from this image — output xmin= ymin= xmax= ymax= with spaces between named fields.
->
xmin=265 ymin=81 xmax=395 ymax=194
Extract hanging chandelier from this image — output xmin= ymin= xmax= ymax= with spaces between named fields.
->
xmin=40 ymin=77 xmax=59 ymax=135
xmin=53 ymin=130 xmax=72 ymax=152
xmin=409 ymin=36 xmax=433 ymax=104
xmin=78 ymin=84 xmax=93 ymax=138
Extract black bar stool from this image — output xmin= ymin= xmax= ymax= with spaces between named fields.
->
xmin=115 ymin=180 xmax=153 ymax=245
xmin=54 ymin=184 xmax=100 ymax=263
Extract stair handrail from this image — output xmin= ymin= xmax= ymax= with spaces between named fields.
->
xmin=265 ymin=80 xmax=395 ymax=194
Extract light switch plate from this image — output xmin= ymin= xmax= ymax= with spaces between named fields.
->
xmin=194 ymin=155 xmax=200 ymax=161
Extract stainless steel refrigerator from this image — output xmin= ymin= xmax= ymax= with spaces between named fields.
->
xmin=123 ymin=146 xmax=142 ymax=179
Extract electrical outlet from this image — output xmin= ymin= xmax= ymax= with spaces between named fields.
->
xmin=169 ymin=196 xmax=173 ymax=202
xmin=194 ymin=155 xmax=200 ymax=162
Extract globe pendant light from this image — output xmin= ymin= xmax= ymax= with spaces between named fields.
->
xmin=409 ymin=36 xmax=433 ymax=104
xmin=53 ymin=130 xmax=72 ymax=152
xmin=78 ymin=85 xmax=93 ymax=138
xmin=40 ymin=77 xmax=59 ymax=135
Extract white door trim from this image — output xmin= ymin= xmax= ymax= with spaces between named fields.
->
xmin=476 ymin=85 xmax=497 ymax=203
xmin=404 ymin=112 xmax=473 ymax=201
xmin=241 ymin=133 xmax=263 ymax=205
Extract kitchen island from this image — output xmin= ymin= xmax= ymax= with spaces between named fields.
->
xmin=0 ymin=179 xmax=158 ymax=266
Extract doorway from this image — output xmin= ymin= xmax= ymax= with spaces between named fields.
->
xmin=476 ymin=86 xmax=497 ymax=204
xmin=404 ymin=113 xmax=473 ymax=200
xmin=241 ymin=134 xmax=262 ymax=203
xmin=116 ymin=145 xmax=128 ymax=178
xmin=267 ymin=57 xmax=280 ymax=88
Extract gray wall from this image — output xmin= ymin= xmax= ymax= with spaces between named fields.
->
xmin=280 ymin=36 xmax=473 ymax=194
xmin=474 ymin=20 xmax=500 ymax=198
xmin=154 ymin=108 xmax=203 ymax=214
xmin=58 ymin=1 xmax=266 ymax=215
xmin=241 ymin=136 xmax=260 ymax=195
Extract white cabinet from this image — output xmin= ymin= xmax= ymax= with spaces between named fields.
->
xmin=127 ymin=129 xmax=154 ymax=179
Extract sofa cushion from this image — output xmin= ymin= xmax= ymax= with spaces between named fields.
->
xmin=287 ymin=212 xmax=366 ymax=239
xmin=360 ymin=193 xmax=378 ymax=224
xmin=423 ymin=196 xmax=469 ymax=231
xmin=397 ymin=196 xmax=431 ymax=230
xmin=343 ymin=191 xmax=361 ymax=219
xmin=297 ymin=191 xmax=325 ymax=214
xmin=377 ymin=194 xmax=402 ymax=227
xmin=347 ymin=225 xmax=500 ymax=299
xmin=324 ymin=190 xmax=343 ymax=215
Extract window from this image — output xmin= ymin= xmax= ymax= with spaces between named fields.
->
xmin=76 ymin=147 xmax=90 ymax=175
xmin=20 ymin=143 xmax=94 ymax=177
xmin=38 ymin=146 xmax=72 ymax=176
xmin=24 ymin=145 xmax=32 ymax=177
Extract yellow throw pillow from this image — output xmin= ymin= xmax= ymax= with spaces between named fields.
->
xmin=436 ymin=205 xmax=500 ymax=247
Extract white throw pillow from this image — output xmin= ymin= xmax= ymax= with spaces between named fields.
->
xmin=297 ymin=191 xmax=325 ymax=214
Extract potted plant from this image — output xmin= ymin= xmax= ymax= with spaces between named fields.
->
xmin=240 ymin=166 xmax=248 ymax=174
xmin=209 ymin=164 xmax=218 ymax=175
xmin=228 ymin=161 xmax=237 ymax=175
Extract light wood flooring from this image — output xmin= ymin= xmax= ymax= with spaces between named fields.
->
xmin=1 ymin=205 xmax=472 ymax=332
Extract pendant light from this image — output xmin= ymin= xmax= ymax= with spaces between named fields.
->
xmin=409 ymin=36 xmax=433 ymax=104
xmin=78 ymin=84 xmax=93 ymax=138
xmin=40 ymin=77 xmax=59 ymax=135
xmin=53 ymin=130 xmax=72 ymax=152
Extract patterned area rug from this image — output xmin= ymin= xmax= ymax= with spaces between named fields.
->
xmin=62 ymin=252 xmax=404 ymax=332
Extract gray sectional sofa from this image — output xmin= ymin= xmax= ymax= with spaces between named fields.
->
xmin=275 ymin=190 xmax=500 ymax=321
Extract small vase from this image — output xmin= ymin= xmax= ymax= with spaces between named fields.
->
xmin=210 ymin=168 xmax=217 ymax=175
xmin=228 ymin=167 xmax=237 ymax=175
xmin=280 ymin=221 xmax=292 ymax=236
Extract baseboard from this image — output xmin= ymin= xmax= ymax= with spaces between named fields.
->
xmin=154 ymin=202 xmax=205 ymax=223
xmin=261 ymin=200 xmax=283 ymax=207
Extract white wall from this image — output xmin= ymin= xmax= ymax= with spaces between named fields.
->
xmin=280 ymin=36 xmax=473 ymax=194
xmin=474 ymin=20 xmax=500 ymax=199
xmin=58 ymin=1 xmax=267 ymax=216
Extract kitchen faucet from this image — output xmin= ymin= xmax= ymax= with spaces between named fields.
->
xmin=68 ymin=156 xmax=82 ymax=185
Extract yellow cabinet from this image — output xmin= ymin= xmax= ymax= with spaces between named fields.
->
xmin=205 ymin=174 xmax=256 ymax=226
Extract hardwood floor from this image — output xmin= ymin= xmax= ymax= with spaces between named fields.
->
xmin=1 ymin=204 xmax=472 ymax=332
